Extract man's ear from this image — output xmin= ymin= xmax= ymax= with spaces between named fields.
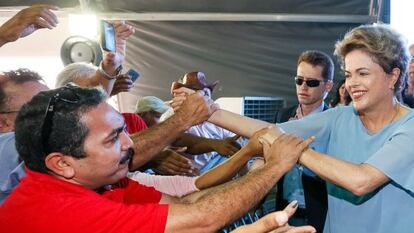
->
xmin=325 ymin=80 xmax=334 ymax=92
xmin=45 ymin=153 xmax=76 ymax=179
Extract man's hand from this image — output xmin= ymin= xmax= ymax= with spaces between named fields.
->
xmin=101 ymin=21 xmax=135 ymax=75
xmin=262 ymin=134 xmax=314 ymax=172
xmin=0 ymin=4 xmax=58 ymax=47
xmin=245 ymin=126 xmax=275 ymax=156
xmin=151 ymin=148 xmax=199 ymax=176
xmin=174 ymin=92 xmax=214 ymax=128
xmin=211 ymin=135 xmax=241 ymax=157
xmin=110 ymin=73 xmax=133 ymax=96
xmin=231 ymin=201 xmax=316 ymax=233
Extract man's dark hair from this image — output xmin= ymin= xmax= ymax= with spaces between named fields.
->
xmin=297 ymin=50 xmax=334 ymax=81
xmin=14 ymin=85 xmax=107 ymax=173
xmin=0 ymin=68 xmax=44 ymax=111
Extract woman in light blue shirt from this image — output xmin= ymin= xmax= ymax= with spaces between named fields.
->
xmin=203 ymin=24 xmax=413 ymax=233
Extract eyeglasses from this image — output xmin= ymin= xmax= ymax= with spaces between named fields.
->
xmin=294 ymin=76 xmax=324 ymax=88
xmin=41 ymin=85 xmax=80 ymax=154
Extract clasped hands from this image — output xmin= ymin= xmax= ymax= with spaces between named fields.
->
xmin=246 ymin=126 xmax=313 ymax=171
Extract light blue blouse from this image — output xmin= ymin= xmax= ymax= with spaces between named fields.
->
xmin=279 ymin=106 xmax=414 ymax=233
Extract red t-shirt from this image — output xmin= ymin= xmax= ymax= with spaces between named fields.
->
xmin=0 ymin=169 xmax=168 ymax=233
xmin=122 ymin=112 xmax=148 ymax=134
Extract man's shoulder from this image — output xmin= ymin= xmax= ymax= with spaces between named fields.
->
xmin=0 ymin=131 xmax=16 ymax=142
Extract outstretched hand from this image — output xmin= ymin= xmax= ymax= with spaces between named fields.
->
xmin=110 ymin=73 xmax=134 ymax=96
xmin=262 ymin=134 xmax=314 ymax=172
xmin=0 ymin=4 xmax=58 ymax=46
xmin=212 ymin=135 xmax=241 ymax=157
xmin=231 ymin=201 xmax=316 ymax=233
xmin=152 ymin=148 xmax=199 ymax=176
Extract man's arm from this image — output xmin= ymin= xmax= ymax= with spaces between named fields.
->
xmin=194 ymin=126 xmax=269 ymax=189
xmin=129 ymin=93 xmax=213 ymax=170
xmin=172 ymin=133 xmax=241 ymax=156
xmin=0 ymin=4 xmax=58 ymax=47
xmin=164 ymin=134 xmax=313 ymax=233
xmin=171 ymin=87 xmax=275 ymax=139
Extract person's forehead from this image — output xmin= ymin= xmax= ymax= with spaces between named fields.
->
xmin=83 ymin=102 xmax=124 ymax=134
xmin=297 ymin=62 xmax=323 ymax=79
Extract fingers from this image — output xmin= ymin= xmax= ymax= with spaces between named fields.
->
xmin=297 ymin=136 xmax=315 ymax=152
xmin=285 ymin=226 xmax=316 ymax=233
xmin=32 ymin=4 xmax=59 ymax=11
xmin=172 ymin=87 xmax=196 ymax=96
xmin=171 ymin=146 xmax=187 ymax=153
xmin=38 ymin=6 xmax=58 ymax=27
xmin=28 ymin=5 xmax=58 ymax=29
xmin=231 ymin=211 xmax=289 ymax=233
xmin=260 ymin=137 xmax=271 ymax=156
xmin=283 ymin=200 xmax=299 ymax=218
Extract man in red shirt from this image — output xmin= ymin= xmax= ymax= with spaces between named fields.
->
xmin=0 ymin=84 xmax=314 ymax=232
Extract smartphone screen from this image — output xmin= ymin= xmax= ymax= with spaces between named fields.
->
xmin=127 ymin=69 xmax=140 ymax=82
xmin=100 ymin=21 xmax=116 ymax=52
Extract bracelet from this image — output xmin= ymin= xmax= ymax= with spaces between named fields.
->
xmin=98 ymin=62 xmax=122 ymax=80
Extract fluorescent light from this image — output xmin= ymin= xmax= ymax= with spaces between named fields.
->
xmin=68 ymin=14 xmax=98 ymax=39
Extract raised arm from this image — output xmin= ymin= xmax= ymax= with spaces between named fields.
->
xmin=91 ymin=21 xmax=135 ymax=94
xmin=0 ymin=4 xmax=58 ymax=47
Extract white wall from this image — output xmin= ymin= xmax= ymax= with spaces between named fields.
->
xmin=391 ymin=0 xmax=414 ymax=45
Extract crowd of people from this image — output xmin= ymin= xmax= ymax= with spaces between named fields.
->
xmin=0 ymin=3 xmax=414 ymax=233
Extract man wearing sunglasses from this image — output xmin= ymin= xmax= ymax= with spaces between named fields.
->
xmin=273 ymin=50 xmax=333 ymax=233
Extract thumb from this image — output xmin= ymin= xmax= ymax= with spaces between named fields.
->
xmin=174 ymin=146 xmax=187 ymax=153
xmin=259 ymin=137 xmax=270 ymax=154
xmin=299 ymin=136 xmax=315 ymax=150
xmin=234 ymin=211 xmax=288 ymax=233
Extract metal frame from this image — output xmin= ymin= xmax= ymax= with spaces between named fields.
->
xmin=0 ymin=0 xmax=382 ymax=24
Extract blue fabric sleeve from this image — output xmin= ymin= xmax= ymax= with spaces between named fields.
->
xmin=278 ymin=107 xmax=341 ymax=153
xmin=365 ymin=117 xmax=414 ymax=193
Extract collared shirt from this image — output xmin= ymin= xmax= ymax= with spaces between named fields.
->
xmin=282 ymin=102 xmax=326 ymax=207
xmin=0 ymin=132 xmax=25 ymax=205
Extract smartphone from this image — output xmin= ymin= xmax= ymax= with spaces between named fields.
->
xmin=100 ymin=21 xmax=116 ymax=52
xmin=127 ymin=69 xmax=140 ymax=82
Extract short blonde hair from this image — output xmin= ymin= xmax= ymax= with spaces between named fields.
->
xmin=334 ymin=24 xmax=410 ymax=93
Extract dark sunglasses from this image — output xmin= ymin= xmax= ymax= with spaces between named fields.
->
xmin=294 ymin=76 xmax=324 ymax=88
xmin=41 ymin=85 xmax=80 ymax=154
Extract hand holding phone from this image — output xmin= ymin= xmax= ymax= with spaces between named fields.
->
xmin=127 ymin=69 xmax=140 ymax=82
xmin=100 ymin=21 xmax=116 ymax=52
